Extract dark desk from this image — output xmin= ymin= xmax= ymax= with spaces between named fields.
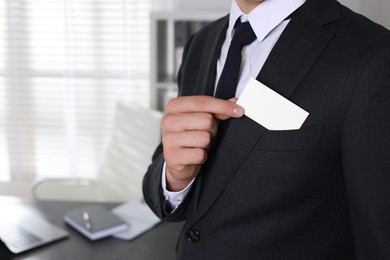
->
xmin=0 ymin=196 xmax=183 ymax=260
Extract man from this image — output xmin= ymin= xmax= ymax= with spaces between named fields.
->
xmin=143 ymin=0 xmax=390 ymax=259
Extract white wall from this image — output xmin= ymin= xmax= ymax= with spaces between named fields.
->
xmin=339 ymin=0 xmax=390 ymax=29
xmin=151 ymin=0 xmax=230 ymax=12
xmin=176 ymin=0 xmax=230 ymax=12
xmin=338 ymin=0 xmax=361 ymax=12
xmin=360 ymin=0 xmax=390 ymax=29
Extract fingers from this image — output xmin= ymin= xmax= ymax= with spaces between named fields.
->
xmin=164 ymin=130 xmax=213 ymax=151
xmin=166 ymin=96 xmax=244 ymax=120
xmin=162 ymin=112 xmax=218 ymax=137
xmin=166 ymin=146 xmax=208 ymax=167
xmin=162 ymin=95 xmax=244 ymax=191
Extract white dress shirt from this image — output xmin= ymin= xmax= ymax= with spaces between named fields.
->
xmin=162 ymin=0 xmax=305 ymax=211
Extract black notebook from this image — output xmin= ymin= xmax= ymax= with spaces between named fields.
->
xmin=64 ymin=205 xmax=128 ymax=240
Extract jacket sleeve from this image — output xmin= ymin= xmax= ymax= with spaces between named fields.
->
xmin=142 ymin=34 xmax=197 ymax=222
xmin=342 ymin=42 xmax=390 ymax=259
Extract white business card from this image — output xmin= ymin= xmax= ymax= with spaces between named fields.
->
xmin=237 ymin=78 xmax=309 ymax=130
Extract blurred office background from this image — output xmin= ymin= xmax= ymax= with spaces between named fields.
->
xmin=0 ymin=0 xmax=388 ymax=201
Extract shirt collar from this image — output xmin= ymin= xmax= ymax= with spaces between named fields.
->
xmin=228 ymin=0 xmax=306 ymax=42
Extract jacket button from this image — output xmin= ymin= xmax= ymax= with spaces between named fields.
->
xmin=186 ymin=229 xmax=200 ymax=242
xmin=153 ymin=204 xmax=159 ymax=213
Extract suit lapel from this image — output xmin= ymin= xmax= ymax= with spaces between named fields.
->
xmin=194 ymin=16 xmax=229 ymax=96
xmin=187 ymin=116 xmax=266 ymax=223
xmin=257 ymin=8 xmax=335 ymax=99
xmin=187 ymin=1 xmax=341 ymax=227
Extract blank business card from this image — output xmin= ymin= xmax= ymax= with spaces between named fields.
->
xmin=237 ymin=78 xmax=309 ymax=130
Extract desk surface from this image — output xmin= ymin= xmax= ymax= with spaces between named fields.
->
xmin=0 ymin=196 xmax=183 ymax=260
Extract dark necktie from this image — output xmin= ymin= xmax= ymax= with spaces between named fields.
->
xmin=215 ymin=19 xmax=257 ymax=100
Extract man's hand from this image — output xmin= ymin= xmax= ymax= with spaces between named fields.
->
xmin=161 ymin=96 xmax=245 ymax=191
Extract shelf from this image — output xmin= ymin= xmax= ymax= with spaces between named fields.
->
xmin=150 ymin=10 xmax=227 ymax=111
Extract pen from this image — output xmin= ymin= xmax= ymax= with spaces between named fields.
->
xmin=83 ymin=211 xmax=92 ymax=230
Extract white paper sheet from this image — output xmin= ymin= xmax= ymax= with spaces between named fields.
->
xmin=237 ymin=77 xmax=309 ymax=130
xmin=111 ymin=201 xmax=161 ymax=240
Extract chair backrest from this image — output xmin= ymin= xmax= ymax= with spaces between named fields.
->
xmin=96 ymin=101 xmax=163 ymax=202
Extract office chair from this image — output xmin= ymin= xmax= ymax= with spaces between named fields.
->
xmin=31 ymin=100 xmax=163 ymax=202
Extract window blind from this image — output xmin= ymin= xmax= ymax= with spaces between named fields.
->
xmin=0 ymin=0 xmax=152 ymax=182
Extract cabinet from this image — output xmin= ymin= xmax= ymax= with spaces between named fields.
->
xmin=150 ymin=11 xmax=226 ymax=111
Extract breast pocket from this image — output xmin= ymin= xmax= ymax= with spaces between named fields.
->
xmin=254 ymin=125 xmax=324 ymax=152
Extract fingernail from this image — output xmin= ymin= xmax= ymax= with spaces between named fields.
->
xmin=233 ymin=106 xmax=244 ymax=116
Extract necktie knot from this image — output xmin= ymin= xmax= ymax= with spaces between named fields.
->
xmin=231 ymin=20 xmax=257 ymax=47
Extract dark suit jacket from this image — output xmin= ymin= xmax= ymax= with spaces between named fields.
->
xmin=143 ymin=0 xmax=390 ymax=259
